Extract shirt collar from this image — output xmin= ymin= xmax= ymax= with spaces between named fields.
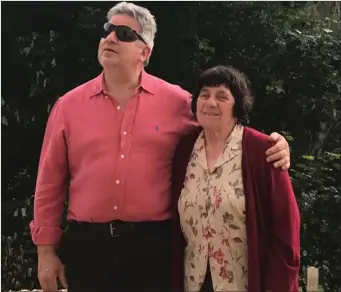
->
xmin=193 ymin=124 xmax=243 ymax=171
xmin=89 ymin=69 xmax=156 ymax=98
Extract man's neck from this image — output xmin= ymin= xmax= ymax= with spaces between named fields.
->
xmin=103 ymin=67 xmax=142 ymax=101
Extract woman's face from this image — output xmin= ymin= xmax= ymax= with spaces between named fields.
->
xmin=196 ymin=84 xmax=235 ymax=130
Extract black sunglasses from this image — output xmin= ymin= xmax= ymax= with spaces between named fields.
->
xmin=103 ymin=23 xmax=147 ymax=44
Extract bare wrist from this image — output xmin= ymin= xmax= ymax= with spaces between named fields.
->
xmin=37 ymin=245 xmax=56 ymax=255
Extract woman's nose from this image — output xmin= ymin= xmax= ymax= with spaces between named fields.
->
xmin=207 ymin=97 xmax=217 ymax=107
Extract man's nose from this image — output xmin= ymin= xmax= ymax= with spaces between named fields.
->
xmin=107 ymin=30 xmax=119 ymax=43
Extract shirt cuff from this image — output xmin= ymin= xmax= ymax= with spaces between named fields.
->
xmin=29 ymin=221 xmax=63 ymax=247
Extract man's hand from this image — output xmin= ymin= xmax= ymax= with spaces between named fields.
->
xmin=265 ymin=132 xmax=290 ymax=170
xmin=38 ymin=245 xmax=67 ymax=292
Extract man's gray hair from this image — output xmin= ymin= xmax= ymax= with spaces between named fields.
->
xmin=107 ymin=2 xmax=157 ymax=66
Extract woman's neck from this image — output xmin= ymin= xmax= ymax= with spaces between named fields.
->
xmin=204 ymin=120 xmax=237 ymax=150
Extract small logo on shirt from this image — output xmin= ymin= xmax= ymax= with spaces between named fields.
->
xmin=156 ymin=125 xmax=159 ymax=131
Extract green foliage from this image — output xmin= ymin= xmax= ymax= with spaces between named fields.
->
xmin=1 ymin=1 xmax=340 ymax=291
xmin=291 ymin=153 xmax=341 ymax=291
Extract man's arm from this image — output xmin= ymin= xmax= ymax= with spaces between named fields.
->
xmin=30 ymin=98 xmax=69 ymax=248
xmin=266 ymin=132 xmax=291 ymax=170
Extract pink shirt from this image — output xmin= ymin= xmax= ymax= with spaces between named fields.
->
xmin=30 ymin=70 xmax=198 ymax=246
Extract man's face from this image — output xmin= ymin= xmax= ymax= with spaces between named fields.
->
xmin=98 ymin=14 xmax=150 ymax=70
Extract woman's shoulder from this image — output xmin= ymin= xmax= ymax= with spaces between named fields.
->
xmin=173 ymin=127 xmax=202 ymax=172
xmin=243 ymin=126 xmax=274 ymax=152
xmin=177 ymin=127 xmax=202 ymax=149
xmin=242 ymin=126 xmax=276 ymax=168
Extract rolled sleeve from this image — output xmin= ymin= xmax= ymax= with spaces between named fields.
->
xmin=29 ymin=223 xmax=64 ymax=246
xmin=30 ymin=98 xmax=69 ymax=247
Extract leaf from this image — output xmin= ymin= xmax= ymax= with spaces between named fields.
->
xmin=303 ymin=155 xmax=315 ymax=161
xmin=223 ymin=212 xmax=234 ymax=223
xmin=192 ymin=227 xmax=198 ymax=236
xmin=216 ymin=166 xmax=223 ymax=178
xmin=22 ymin=47 xmax=31 ymax=56
xmin=234 ymin=188 xmax=244 ymax=198
xmin=2 ymin=116 xmax=8 ymax=126
xmin=205 ymin=196 xmax=212 ymax=211
xmin=227 ymin=270 xmax=234 ymax=283
xmin=231 ymin=180 xmax=239 ymax=187
xmin=189 ymin=217 xmax=193 ymax=226
xmin=229 ymin=224 xmax=240 ymax=230
xmin=233 ymin=237 xmax=243 ymax=243
xmin=21 ymin=208 xmax=26 ymax=217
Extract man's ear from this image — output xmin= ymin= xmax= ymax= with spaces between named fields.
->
xmin=141 ymin=45 xmax=152 ymax=64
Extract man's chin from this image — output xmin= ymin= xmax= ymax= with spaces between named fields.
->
xmin=101 ymin=59 xmax=120 ymax=69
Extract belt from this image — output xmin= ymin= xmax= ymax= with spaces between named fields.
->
xmin=68 ymin=219 xmax=172 ymax=238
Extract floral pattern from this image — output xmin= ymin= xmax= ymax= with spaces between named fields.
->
xmin=178 ymin=124 xmax=248 ymax=291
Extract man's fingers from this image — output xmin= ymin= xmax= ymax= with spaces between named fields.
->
xmin=39 ymin=272 xmax=58 ymax=292
xmin=268 ymin=131 xmax=281 ymax=142
xmin=40 ymin=279 xmax=57 ymax=292
xmin=58 ymin=266 xmax=68 ymax=288
xmin=265 ymin=139 xmax=287 ymax=156
xmin=282 ymin=160 xmax=290 ymax=171
xmin=48 ymin=278 xmax=58 ymax=292
xmin=39 ymin=279 xmax=49 ymax=292
xmin=274 ymin=157 xmax=290 ymax=170
xmin=266 ymin=149 xmax=287 ymax=163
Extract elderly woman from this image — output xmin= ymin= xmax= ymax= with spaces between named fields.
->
xmin=172 ymin=65 xmax=300 ymax=292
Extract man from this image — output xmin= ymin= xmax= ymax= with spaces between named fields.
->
xmin=30 ymin=2 xmax=291 ymax=292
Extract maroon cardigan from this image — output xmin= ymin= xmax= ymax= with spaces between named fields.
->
xmin=171 ymin=126 xmax=300 ymax=292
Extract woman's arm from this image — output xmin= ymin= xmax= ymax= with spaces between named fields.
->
xmin=171 ymin=130 xmax=200 ymax=292
xmin=263 ymin=166 xmax=301 ymax=292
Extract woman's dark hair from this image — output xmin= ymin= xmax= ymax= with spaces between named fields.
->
xmin=191 ymin=65 xmax=254 ymax=123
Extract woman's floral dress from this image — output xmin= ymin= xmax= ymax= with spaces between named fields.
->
xmin=178 ymin=124 xmax=248 ymax=292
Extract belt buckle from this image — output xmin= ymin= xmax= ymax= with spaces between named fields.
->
xmin=109 ymin=222 xmax=120 ymax=238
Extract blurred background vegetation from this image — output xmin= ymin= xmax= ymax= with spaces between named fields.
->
xmin=1 ymin=1 xmax=340 ymax=291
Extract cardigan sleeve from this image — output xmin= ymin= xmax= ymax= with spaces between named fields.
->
xmin=250 ymin=131 xmax=301 ymax=292
xmin=263 ymin=165 xmax=301 ymax=292
xmin=244 ymin=127 xmax=300 ymax=292
xmin=171 ymin=130 xmax=200 ymax=292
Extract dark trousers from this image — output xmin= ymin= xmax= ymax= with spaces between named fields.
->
xmin=200 ymin=267 xmax=214 ymax=292
xmin=58 ymin=219 xmax=172 ymax=292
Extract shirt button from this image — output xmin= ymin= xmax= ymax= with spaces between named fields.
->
xmin=115 ymin=180 xmax=120 ymax=184
xmin=113 ymin=206 xmax=118 ymax=210
xmin=120 ymin=154 xmax=125 ymax=159
xmin=123 ymin=131 xmax=127 ymax=135
xmin=104 ymin=96 xmax=108 ymax=99
xmin=117 ymin=105 xmax=121 ymax=110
